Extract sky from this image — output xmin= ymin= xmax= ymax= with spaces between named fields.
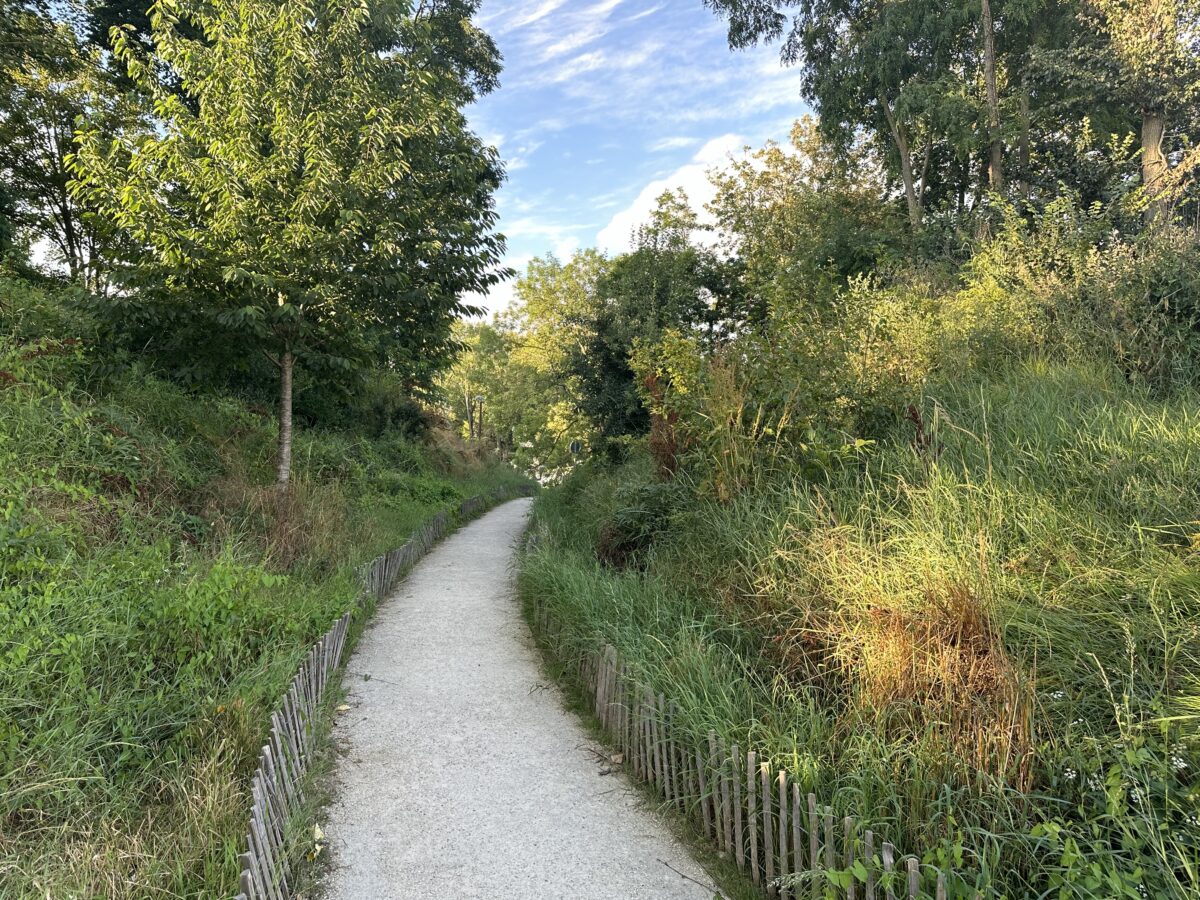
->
xmin=466 ymin=0 xmax=811 ymax=315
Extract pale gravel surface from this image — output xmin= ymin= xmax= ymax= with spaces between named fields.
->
xmin=323 ymin=498 xmax=714 ymax=900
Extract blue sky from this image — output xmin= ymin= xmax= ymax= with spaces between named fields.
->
xmin=466 ymin=0 xmax=810 ymax=314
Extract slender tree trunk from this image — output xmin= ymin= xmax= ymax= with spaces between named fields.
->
xmin=1142 ymin=106 xmax=1168 ymax=226
xmin=1017 ymin=86 xmax=1031 ymax=199
xmin=881 ymin=96 xmax=923 ymax=228
xmin=981 ymin=0 xmax=1004 ymax=192
xmin=276 ymin=350 xmax=294 ymax=489
xmin=918 ymin=139 xmax=932 ymax=208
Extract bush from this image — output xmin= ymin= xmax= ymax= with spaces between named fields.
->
xmin=526 ymin=354 xmax=1200 ymax=898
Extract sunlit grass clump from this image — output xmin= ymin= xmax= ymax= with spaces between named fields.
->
xmin=521 ymin=357 xmax=1200 ymax=898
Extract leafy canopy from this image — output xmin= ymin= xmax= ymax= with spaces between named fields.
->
xmin=70 ymin=0 xmax=506 ymax=380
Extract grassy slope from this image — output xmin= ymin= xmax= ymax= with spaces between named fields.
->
xmin=0 ymin=295 xmax=527 ymax=895
xmin=520 ymin=357 xmax=1200 ymax=898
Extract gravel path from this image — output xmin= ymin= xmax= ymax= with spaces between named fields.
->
xmin=323 ymin=498 xmax=714 ymax=900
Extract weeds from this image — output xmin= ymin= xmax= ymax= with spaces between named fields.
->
xmin=0 ymin=332 xmax=527 ymax=896
xmin=521 ymin=357 xmax=1200 ymax=898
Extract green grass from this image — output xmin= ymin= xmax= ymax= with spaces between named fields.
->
xmin=520 ymin=357 xmax=1200 ymax=899
xmin=0 ymin=323 xmax=528 ymax=896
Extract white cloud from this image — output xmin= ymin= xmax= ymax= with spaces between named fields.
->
xmin=623 ymin=4 xmax=663 ymax=23
xmin=483 ymin=0 xmax=569 ymax=34
xmin=595 ymin=134 xmax=744 ymax=254
xmin=648 ymin=135 xmax=700 ymax=152
xmin=552 ymin=236 xmax=581 ymax=259
xmin=505 ymin=138 xmax=543 ymax=172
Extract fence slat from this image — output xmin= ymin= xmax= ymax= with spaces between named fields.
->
xmin=865 ymin=830 xmax=877 ymax=900
xmin=844 ymin=817 xmax=856 ymax=900
xmin=666 ymin=699 xmax=680 ymax=811
xmin=808 ymin=795 xmax=820 ymax=900
xmin=238 ymin=850 xmax=261 ymax=900
xmin=252 ymin=780 xmax=287 ymax=893
xmin=657 ymin=693 xmax=671 ymax=803
xmin=792 ymin=782 xmax=804 ymax=889
xmin=719 ymin=736 xmax=733 ymax=856
xmin=779 ymin=771 xmax=790 ymax=900
xmin=642 ymin=694 xmax=653 ymax=784
xmin=696 ymin=743 xmax=712 ymax=839
xmin=763 ymin=762 xmax=776 ymax=896
xmin=246 ymin=844 xmax=269 ymax=900
xmin=247 ymin=811 xmax=281 ymax=900
xmin=651 ymin=691 xmax=664 ymax=794
xmin=824 ymin=806 xmax=835 ymax=890
xmin=747 ymin=749 xmax=758 ymax=885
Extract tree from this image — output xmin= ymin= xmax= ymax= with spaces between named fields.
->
xmin=509 ymin=249 xmax=609 ymax=376
xmin=0 ymin=0 xmax=55 ymax=79
xmin=704 ymin=0 xmax=978 ymax=230
xmin=569 ymin=191 xmax=748 ymax=451
xmin=1 ymin=20 xmax=138 ymax=288
xmin=440 ymin=318 xmax=586 ymax=478
xmin=980 ymin=0 xmax=1003 ymax=191
xmin=709 ymin=117 xmax=902 ymax=310
xmin=71 ymin=0 xmax=506 ymax=489
xmin=1091 ymin=0 xmax=1200 ymax=225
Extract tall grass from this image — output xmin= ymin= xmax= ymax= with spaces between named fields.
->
xmin=0 ymin=333 xmax=527 ymax=896
xmin=520 ymin=357 xmax=1200 ymax=898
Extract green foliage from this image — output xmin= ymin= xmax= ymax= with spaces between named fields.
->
xmin=526 ymin=355 xmax=1200 ymax=897
xmin=0 ymin=290 xmax=528 ymax=894
xmin=0 ymin=6 xmax=134 ymax=288
xmin=513 ymin=124 xmax=1200 ymax=898
xmin=709 ymin=118 xmax=906 ymax=308
xmin=69 ymin=0 xmax=507 ymax=481
xmin=566 ymin=192 xmax=751 ymax=456
xmin=439 ymin=316 xmax=587 ymax=479
xmin=705 ymin=0 xmax=1200 ymax=230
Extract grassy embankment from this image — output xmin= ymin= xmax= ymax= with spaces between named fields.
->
xmin=0 ymin=277 xmax=528 ymax=896
xmin=521 ymin=357 xmax=1200 ymax=898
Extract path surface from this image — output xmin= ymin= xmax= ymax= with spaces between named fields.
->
xmin=323 ymin=499 xmax=713 ymax=900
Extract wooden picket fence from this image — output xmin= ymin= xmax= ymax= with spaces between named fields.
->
xmin=529 ymin=593 xmax=983 ymax=900
xmin=233 ymin=485 xmax=533 ymax=900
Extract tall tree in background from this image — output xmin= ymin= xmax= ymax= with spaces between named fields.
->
xmin=72 ymin=0 xmax=506 ymax=489
xmin=0 ymin=0 xmax=60 ymax=259
xmin=980 ymin=0 xmax=1004 ymax=191
xmin=1 ymin=20 xmax=139 ymax=288
xmin=1091 ymin=0 xmax=1200 ymax=225
xmin=709 ymin=117 xmax=901 ymax=308
xmin=704 ymin=0 xmax=976 ymax=230
xmin=570 ymin=191 xmax=748 ymax=451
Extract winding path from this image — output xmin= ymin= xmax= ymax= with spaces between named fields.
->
xmin=323 ymin=498 xmax=713 ymax=900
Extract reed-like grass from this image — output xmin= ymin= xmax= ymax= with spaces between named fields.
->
xmin=520 ymin=356 xmax=1200 ymax=898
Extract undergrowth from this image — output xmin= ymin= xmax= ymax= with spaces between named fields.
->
xmin=0 ymin=278 xmax=527 ymax=897
xmin=520 ymin=357 xmax=1200 ymax=899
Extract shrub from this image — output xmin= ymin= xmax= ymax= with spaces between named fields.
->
xmin=526 ymin=352 xmax=1200 ymax=898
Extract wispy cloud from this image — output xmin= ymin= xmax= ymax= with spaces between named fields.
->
xmin=648 ymin=136 xmax=700 ymax=152
xmin=482 ymin=0 xmax=569 ymax=35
